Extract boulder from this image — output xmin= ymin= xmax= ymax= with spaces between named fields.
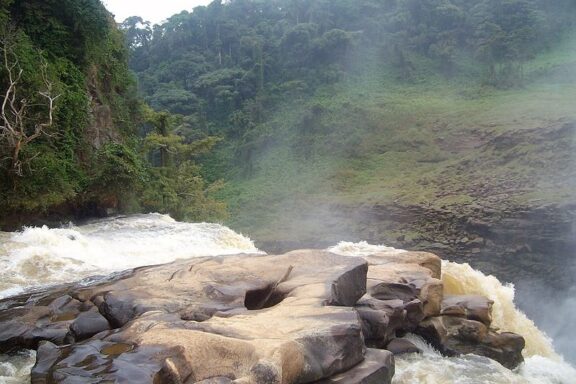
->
xmin=313 ymin=349 xmax=394 ymax=384
xmin=353 ymin=250 xmax=442 ymax=349
xmin=31 ymin=341 xmax=62 ymax=383
xmin=69 ymin=310 xmax=111 ymax=341
xmin=355 ymin=296 xmax=415 ymax=347
xmin=441 ymin=295 xmax=494 ymax=326
xmin=363 ymin=251 xmax=443 ymax=318
xmin=415 ymin=316 xmax=525 ymax=369
xmin=385 ymin=338 xmax=422 ymax=356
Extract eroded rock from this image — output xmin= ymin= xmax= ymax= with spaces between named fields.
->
xmin=364 ymin=251 xmax=444 ymax=318
xmin=0 ymin=248 xmax=526 ymax=382
xmin=441 ymin=295 xmax=493 ymax=326
xmin=356 ymin=296 xmax=406 ymax=347
xmin=416 ymin=316 xmax=525 ymax=369
xmin=385 ymin=338 xmax=422 ymax=356
xmin=314 ymin=349 xmax=394 ymax=384
xmin=69 ymin=310 xmax=110 ymax=341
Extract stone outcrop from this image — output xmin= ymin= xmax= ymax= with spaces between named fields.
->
xmin=415 ymin=316 xmax=525 ymax=369
xmin=415 ymin=294 xmax=523 ymax=369
xmin=385 ymin=339 xmax=422 ymax=356
xmin=0 ymin=249 xmax=525 ymax=383
xmin=441 ymin=295 xmax=493 ymax=326
xmin=356 ymin=250 xmax=443 ymax=349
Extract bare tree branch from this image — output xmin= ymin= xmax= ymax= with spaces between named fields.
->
xmin=0 ymin=31 xmax=61 ymax=176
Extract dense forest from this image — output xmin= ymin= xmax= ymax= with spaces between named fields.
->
xmin=122 ymin=0 xmax=576 ymax=239
xmin=1 ymin=0 xmax=576 ymax=234
xmin=124 ymin=0 xmax=575 ymax=138
xmin=0 ymin=0 xmax=224 ymax=229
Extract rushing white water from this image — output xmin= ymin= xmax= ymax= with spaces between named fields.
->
xmin=0 ymin=226 xmax=574 ymax=383
xmin=442 ymin=260 xmax=556 ymax=358
xmin=393 ymin=334 xmax=576 ymax=384
xmin=327 ymin=241 xmax=406 ymax=256
xmin=330 ymin=241 xmax=576 ymax=384
xmin=0 ymin=214 xmax=261 ymax=384
xmin=0 ymin=213 xmax=261 ymax=299
xmin=0 ymin=351 xmax=35 ymax=384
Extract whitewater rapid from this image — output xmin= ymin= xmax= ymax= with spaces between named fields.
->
xmin=0 ymin=214 xmax=261 ymax=299
xmin=0 ymin=216 xmax=574 ymax=383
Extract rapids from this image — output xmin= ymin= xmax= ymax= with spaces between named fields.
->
xmin=0 ymin=213 xmax=261 ymax=299
xmin=0 ymin=217 xmax=574 ymax=383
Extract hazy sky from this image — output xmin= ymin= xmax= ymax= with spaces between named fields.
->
xmin=102 ymin=0 xmax=212 ymax=24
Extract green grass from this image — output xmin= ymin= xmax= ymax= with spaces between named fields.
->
xmin=217 ymin=40 xmax=576 ymax=241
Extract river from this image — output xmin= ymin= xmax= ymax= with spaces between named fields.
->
xmin=0 ymin=214 xmax=574 ymax=383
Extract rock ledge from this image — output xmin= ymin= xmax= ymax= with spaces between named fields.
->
xmin=0 ymin=249 xmax=525 ymax=383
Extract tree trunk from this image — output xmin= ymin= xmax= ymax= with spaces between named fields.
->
xmin=11 ymin=139 xmax=21 ymax=174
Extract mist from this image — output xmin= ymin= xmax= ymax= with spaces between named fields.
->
xmin=516 ymin=277 xmax=576 ymax=364
xmin=119 ymin=0 xmax=576 ymax=367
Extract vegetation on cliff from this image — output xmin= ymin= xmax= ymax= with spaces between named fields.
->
xmin=0 ymin=0 xmax=224 ymax=228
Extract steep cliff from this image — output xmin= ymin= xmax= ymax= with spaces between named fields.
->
xmin=0 ymin=0 xmax=144 ymax=229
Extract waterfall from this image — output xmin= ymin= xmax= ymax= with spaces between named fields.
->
xmin=0 ymin=218 xmax=574 ymax=383
xmin=0 ymin=213 xmax=261 ymax=299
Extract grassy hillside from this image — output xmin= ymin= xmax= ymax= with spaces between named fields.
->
xmin=123 ymin=0 xmax=576 ymax=243
xmin=218 ymin=34 xmax=576 ymax=241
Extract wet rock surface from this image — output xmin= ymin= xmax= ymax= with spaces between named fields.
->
xmin=313 ymin=349 xmax=394 ymax=384
xmin=0 ymin=249 xmax=525 ymax=383
xmin=441 ymin=295 xmax=493 ymax=326
xmin=385 ymin=339 xmax=422 ymax=356
xmin=415 ymin=316 xmax=525 ymax=369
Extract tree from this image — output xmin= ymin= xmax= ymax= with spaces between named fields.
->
xmin=141 ymin=107 xmax=226 ymax=221
xmin=472 ymin=0 xmax=543 ymax=86
xmin=0 ymin=31 xmax=60 ymax=176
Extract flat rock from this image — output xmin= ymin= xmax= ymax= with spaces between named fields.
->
xmin=2 ymin=251 xmax=369 ymax=383
xmin=0 ymin=248 xmax=525 ymax=382
xmin=0 ymin=306 xmax=69 ymax=352
xmin=363 ymin=251 xmax=442 ymax=279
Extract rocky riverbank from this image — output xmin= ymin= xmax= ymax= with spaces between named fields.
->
xmin=0 ymin=248 xmax=524 ymax=383
xmin=259 ymin=200 xmax=576 ymax=291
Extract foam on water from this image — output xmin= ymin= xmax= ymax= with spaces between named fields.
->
xmin=442 ymin=260 xmax=557 ymax=358
xmin=0 ymin=351 xmax=35 ymax=384
xmin=0 ymin=214 xmax=261 ymax=384
xmin=0 ymin=213 xmax=261 ymax=299
xmin=393 ymin=335 xmax=576 ymax=384
xmin=328 ymin=241 xmax=406 ymax=256
xmin=1 ymin=231 xmax=575 ymax=383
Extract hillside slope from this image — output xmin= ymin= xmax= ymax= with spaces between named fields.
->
xmin=221 ymin=40 xmax=576 ymax=245
xmin=125 ymin=0 xmax=576 ymax=289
